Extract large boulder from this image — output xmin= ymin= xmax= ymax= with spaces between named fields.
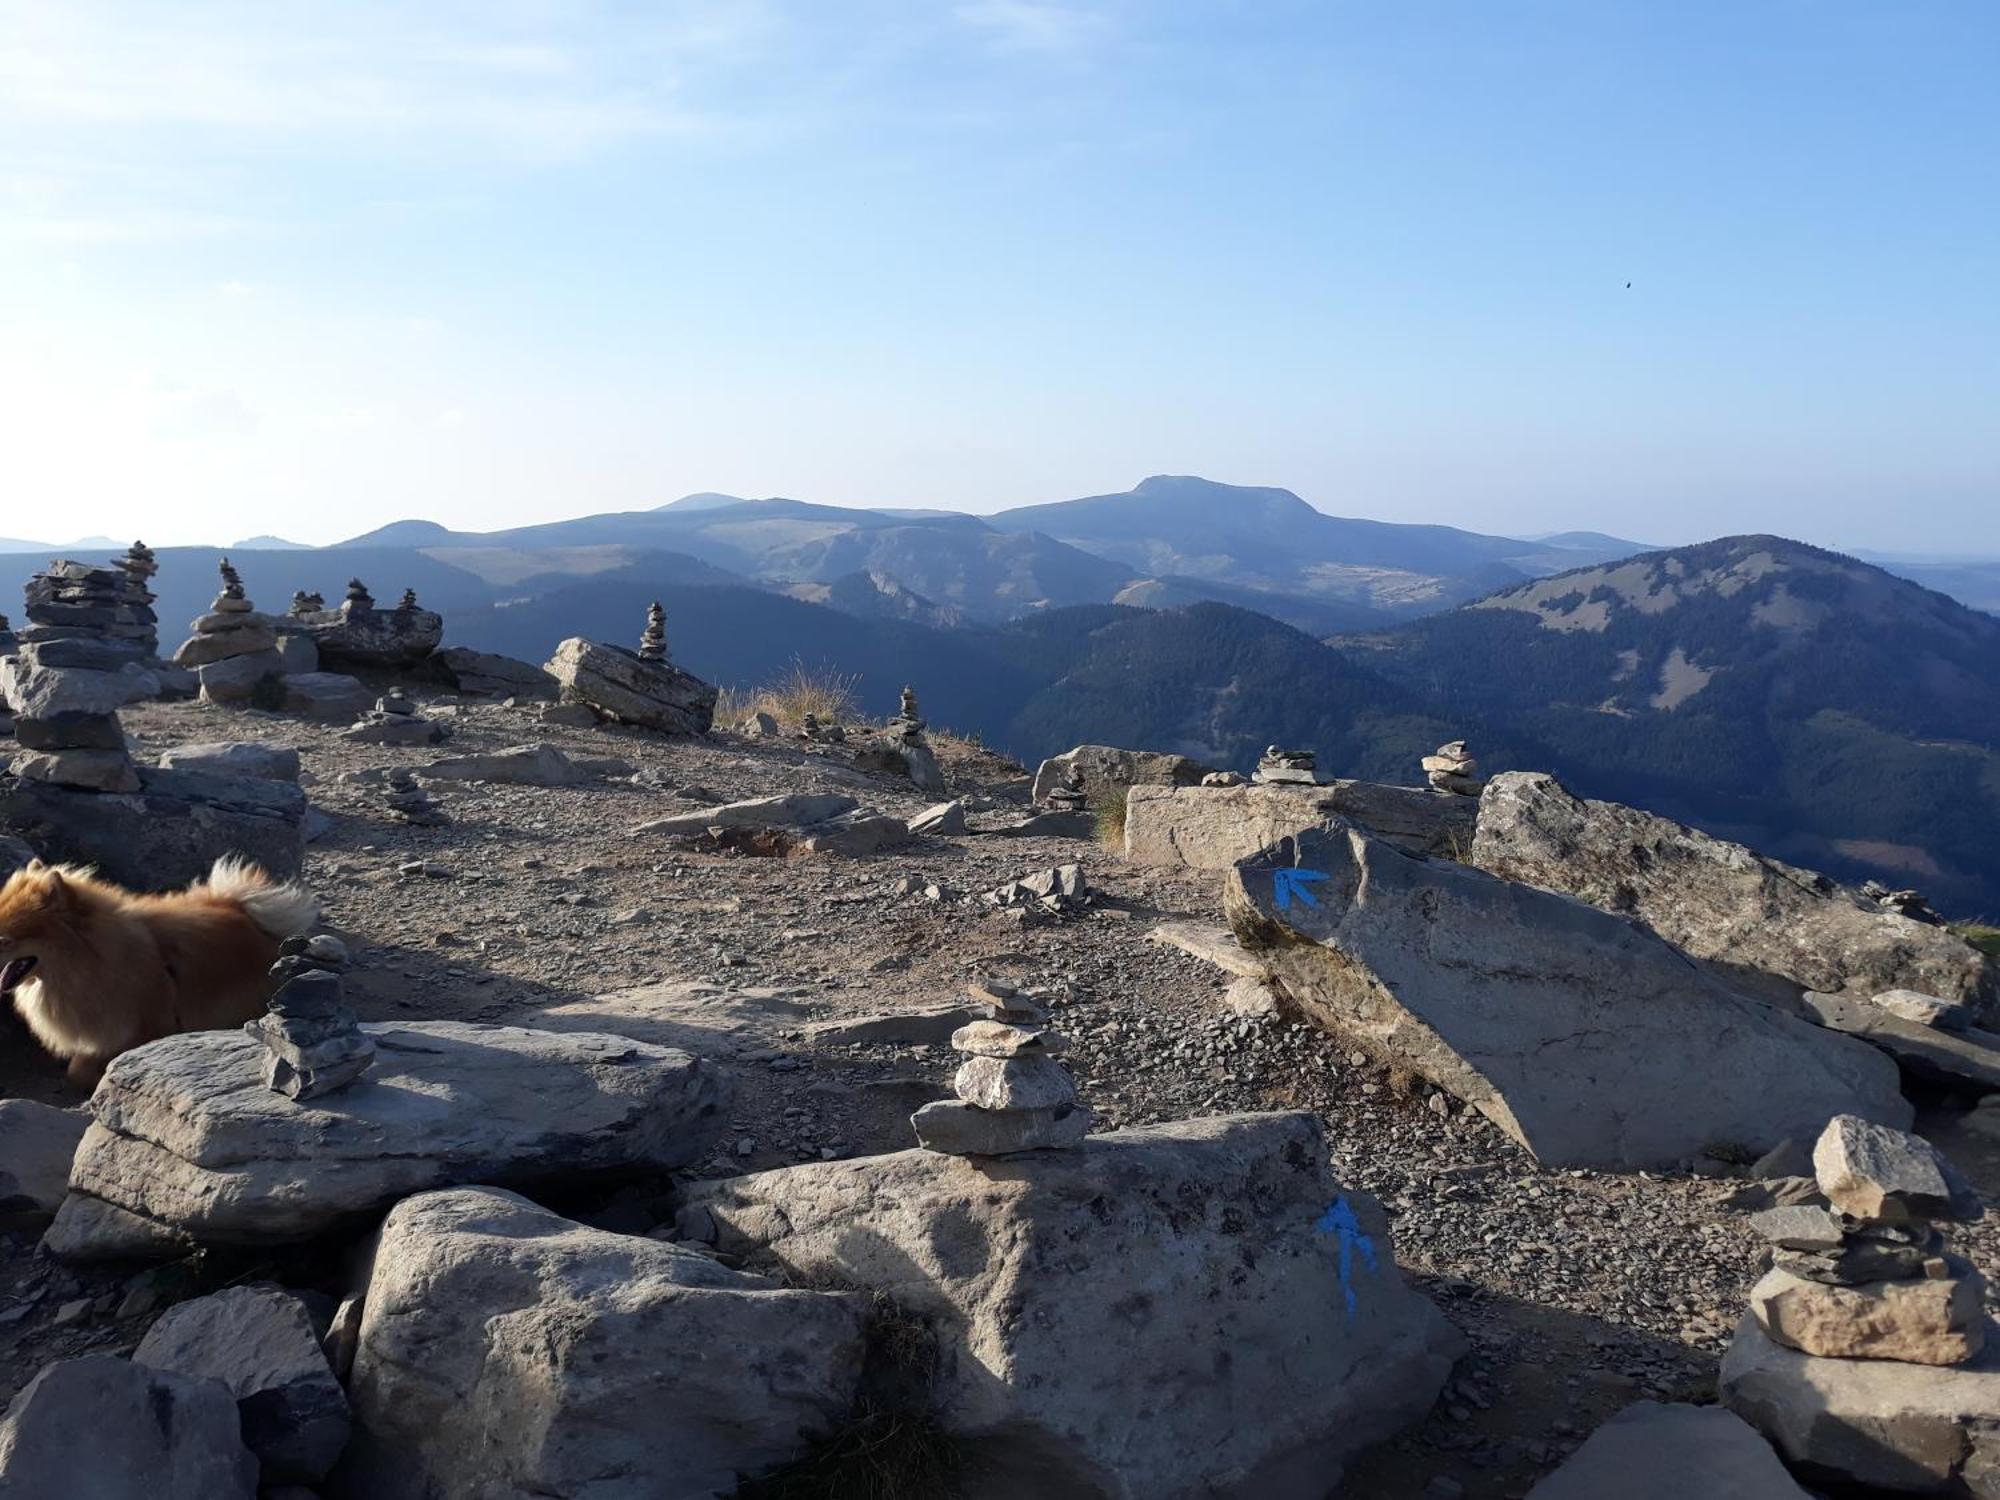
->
xmin=1799 ymin=991 xmax=2000 ymax=1094
xmin=679 ymin=1112 xmax=1463 ymax=1500
xmin=135 ymin=1285 xmax=350 ymax=1484
xmin=544 ymin=636 xmax=716 ymax=736
xmin=1524 ymin=1401 xmax=1811 ymax=1499
xmin=279 ymin=671 xmax=373 ymax=721
xmin=0 ymin=1099 xmax=87 ymax=1221
xmin=0 ymin=762 xmax=306 ymax=888
xmin=295 ymin=601 xmax=443 ymax=669
xmin=426 ymin=646 xmax=556 ymax=700
xmin=1722 ymin=1313 xmax=2000 ymax=1494
xmin=1473 ymin=772 xmax=1998 ymax=1015
xmin=43 ymin=1021 xmax=729 ymax=1258
xmin=1030 ymin=744 xmax=1214 ymax=805
xmin=196 ymin=648 xmax=285 ymax=704
xmin=157 ymin=741 xmax=302 ymax=783
xmin=336 ymin=1187 xmax=865 ymax=1500
xmin=1226 ymin=824 xmax=1911 ymax=1169
xmin=0 ymin=1353 xmax=257 ymax=1498
xmin=1124 ymin=781 xmax=1477 ymax=868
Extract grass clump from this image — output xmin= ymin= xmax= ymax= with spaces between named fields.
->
xmin=1093 ymin=785 xmax=1130 ymax=850
xmin=1953 ymin=922 xmax=2000 ymax=959
xmin=717 ymin=657 xmax=864 ymax=729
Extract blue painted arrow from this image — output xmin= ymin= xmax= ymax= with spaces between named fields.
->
xmin=1314 ymin=1195 xmax=1380 ymax=1318
xmin=1271 ymin=867 xmax=1329 ymax=911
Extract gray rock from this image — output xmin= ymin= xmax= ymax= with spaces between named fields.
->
xmin=1125 ymin=780 xmax=1477 ymax=868
xmin=631 ymin=792 xmax=859 ymax=838
xmin=1772 ymin=1232 xmax=1939 ymax=1286
xmin=1873 ymin=988 xmax=1978 ymax=1031
xmin=1524 ymin=1401 xmax=1810 ymax=1499
xmin=427 ymin=647 xmax=555 ymax=700
xmin=538 ymin=701 xmax=598 ymax=727
xmin=1801 ymin=990 xmax=2000 ymax=1093
xmin=420 ymin=743 xmax=596 ymax=786
xmin=794 ymin=808 xmax=911 ymax=857
xmin=953 ymin=1054 xmax=1078 ymax=1110
xmin=1749 ymin=1205 xmax=1847 ymax=1252
xmin=952 ymin=1020 xmax=1064 ymax=1058
xmin=1030 ymin=744 xmax=1215 ymax=805
xmin=342 ymin=714 xmax=447 ymax=747
xmin=735 ymin=710 xmax=779 ymax=737
xmin=135 ymin=1285 xmax=351 ymax=1484
xmin=1751 ymin=1138 xmax=1815 ymax=1181
xmin=0 ymin=763 xmax=306 ymax=888
xmin=173 ymin=622 xmax=279 ymax=667
xmin=910 ymin=1098 xmax=1092 ymax=1154
xmin=10 ymin=747 xmax=140 ymax=792
xmin=279 ymin=672 xmax=373 ymax=721
xmin=908 ymin=798 xmax=968 ymax=836
xmin=338 ymin=1186 xmax=864 ymax=1500
xmin=1226 ymin=823 xmax=1912 ymax=1170
xmin=43 ymin=1021 xmax=729 ymax=1257
xmin=0 ymin=1099 xmax=88 ymax=1220
xmin=272 ymin=629 xmax=318 ymax=675
xmin=158 ymin=741 xmax=302 ymax=783
xmin=0 ymin=1353 xmax=257 ymax=1498
xmin=1722 ymin=1311 xmax=2000 ymax=1493
xmin=799 ymin=1003 xmax=990 ymax=1047
xmin=12 ymin=711 xmax=126 ymax=751
xmin=1813 ymin=1115 xmax=1982 ymax=1224
xmin=295 ymin=601 xmax=443 ymax=669
xmin=850 ymin=734 xmax=947 ymax=795
xmin=544 ymin=635 xmax=716 ymax=736
xmin=197 ymin=648 xmax=285 ymax=704
xmin=1750 ymin=1261 xmax=1986 ymax=1365
xmin=685 ymin=1113 xmax=1462 ymax=1500
xmin=1472 ymin=771 xmax=1998 ymax=1016
xmin=1 ymin=653 xmax=156 ymax=718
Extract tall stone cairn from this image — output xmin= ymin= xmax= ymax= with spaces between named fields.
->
xmin=637 ymin=601 xmax=669 ymax=663
xmin=111 ymin=541 xmax=160 ymax=656
xmin=173 ymin=558 xmax=283 ymax=704
xmin=247 ymin=936 xmax=376 ymax=1101
xmin=0 ymin=562 xmax=150 ymax=792
xmin=345 ymin=578 xmax=374 ymax=609
xmin=910 ymin=978 xmax=1091 ymax=1155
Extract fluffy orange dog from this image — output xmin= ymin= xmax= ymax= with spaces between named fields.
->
xmin=0 ymin=856 xmax=317 ymax=1085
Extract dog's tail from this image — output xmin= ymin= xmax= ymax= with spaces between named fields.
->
xmin=201 ymin=856 xmax=319 ymax=940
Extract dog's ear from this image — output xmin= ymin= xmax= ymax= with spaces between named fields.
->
xmin=40 ymin=869 xmax=69 ymax=906
xmin=23 ymin=858 xmax=44 ymax=873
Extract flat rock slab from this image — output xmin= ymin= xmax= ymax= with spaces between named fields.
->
xmin=0 ymin=1353 xmax=258 ymax=1498
xmin=0 ymin=1099 xmax=88 ymax=1221
xmin=1031 ymin=744 xmax=1214 ymax=804
xmin=338 ymin=1186 xmax=864 ymax=1500
xmin=427 ymin=647 xmax=556 ymax=700
xmin=422 ymin=743 xmax=589 ymax=786
xmin=1226 ymin=823 xmax=1912 ymax=1169
xmin=681 ymin=1111 xmax=1463 ymax=1500
xmin=44 ymin=1020 xmax=729 ymax=1258
xmin=1802 ymin=990 xmax=2000 ymax=1093
xmin=1474 ymin=771 xmax=1998 ymax=1017
xmin=1124 ymin=780 xmax=1476 ymax=869
xmin=157 ymin=741 xmax=302 ymax=783
xmin=1722 ymin=1313 xmax=2000 ymax=1495
xmin=508 ymin=980 xmax=816 ymax=1060
xmin=1525 ymin=1401 xmax=1811 ymax=1499
xmin=632 ymin=792 xmax=858 ymax=838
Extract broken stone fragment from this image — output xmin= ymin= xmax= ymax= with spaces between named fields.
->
xmin=951 ymin=1019 xmax=1066 ymax=1058
xmin=953 ymin=1054 xmax=1079 ymax=1111
xmin=910 ymin=1098 xmax=1092 ymax=1156
xmin=1813 ymin=1114 xmax=1982 ymax=1224
xmin=1747 ymin=1204 xmax=1846 ymax=1252
xmin=1749 ymin=1260 xmax=1987 ymax=1365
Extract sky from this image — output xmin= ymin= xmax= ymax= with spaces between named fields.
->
xmin=1 ymin=1 xmax=1995 ymax=551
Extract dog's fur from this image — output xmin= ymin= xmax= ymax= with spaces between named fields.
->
xmin=0 ymin=856 xmax=317 ymax=1086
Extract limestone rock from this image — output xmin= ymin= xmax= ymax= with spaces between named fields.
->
xmin=1 ymin=650 xmax=157 ymax=719
xmin=632 ymin=793 xmax=863 ymax=842
xmin=1029 ymin=744 xmax=1215 ymax=806
xmin=1873 ymin=989 xmax=1978 ymax=1031
xmin=1722 ymin=1312 xmax=2000 ymax=1494
xmin=793 ymin=808 xmax=911 ymax=857
xmin=173 ymin=621 xmax=279 ymax=667
xmin=12 ymin=710 xmax=126 ymax=750
xmin=1749 ymin=1205 xmax=1847 ymax=1253
xmin=0 ymin=1099 xmax=87 ymax=1221
xmin=135 ymin=1285 xmax=351 ymax=1484
xmin=953 ymin=1053 xmax=1078 ymax=1110
xmin=1749 ymin=1262 xmax=1986 ymax=1365
xmin=1226 ymin=823 xmax=1912 ymax=1169
xmin=1124 ymin=780 xmax=1477 ymax=868
xmin=1801 ymin=990 xmax=2000 ymax=1094
xmin=544 ymin=636 xmax=716 ymax=736
xmin=279 ymin=672 xmax=373 ymax=721
xmin=0 ymin=1353 xmax=257 ymax=1498
xmin=1813 ymin=1114 xmax=1982 ymax=1224
xmin=294 ymin=598 xmax=443 ymax=669
xmin=909 ymin=798 xmax=968 ymax=836
xmin=422 ymin=743 xmax=590 ymax=786
xmin=908 ymin=1098 xmax=1091 ymax=1155
xmin=339 ymin=1186 xmax=865 ymax=1500
xmin=158 ymin=741 xmax=302 ymax=783
xmin=1524 ymin=1401 xmax=1811 ymax=1499
xmin=1472 ymin=771 xmax=1998 ymax=1016
xmin=682 ymin=1112 xmax=1464 ymax=1500
xmin=43 ymin=1021 xmax=729 ymax=1257
xmin=10 ymin=746 xmax=140 ymax=792
xmin=427 ymin=647 xmax=555 ymax=700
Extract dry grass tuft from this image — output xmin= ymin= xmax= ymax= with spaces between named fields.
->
xmin=717 ymin=658 xmax=864 ymax=729
xmin=1093 ymin=785 xmax=1130 ymax=850
xmin=1954 ymin=922 xmax=2000 ymax=959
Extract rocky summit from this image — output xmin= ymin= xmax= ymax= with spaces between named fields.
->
xmin=0 ymin=641 xmax=1995 ymax=1500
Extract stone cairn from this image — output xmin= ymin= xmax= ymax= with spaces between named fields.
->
xmin=1744 ymin=1114 xmax=1985 ymax=1367
xmin=344 ymin=687 xmax=446 ymax=746
xmin=637 ymin=601 xmax=669 ymax=664
xmin=247 ymin=935 xmax=375 ymax=1101
xmin=173 ymin=558 xmax=283 ymax=703
xmin=798 ymin=710 xmax=846 ymax=744
xmin=346 ymin=578 xmax=374 ymax=610
xmin=289 ymin=590 xmax=324 ymax=617
xmin=398 ymin=587 xmax=419 ymax=611
xmin=21 ymin=559 xmax=148 ymax=658
xmin=1423 ymin=740 xmax=1486 ymax=796
xmin=111 ymin=541 xmax=160 ymax=657
xmin=910 ymin=978 xmax=1091 ymax=1155
xmin=1042 ymin=770 xmax=1086 ymax=813
xmin=1253 ymin=746 xmax=1318 ymax=785
xmin=382 ymin=767 xmax=446 ymax=827
xmin=1 ymin=562 xmax=152 ymax=792
xmin=1860 ymin=880 xmax=1944 ymax=926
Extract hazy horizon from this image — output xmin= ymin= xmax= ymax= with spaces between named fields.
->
xmin=4 ymin=2 xmax=1995 ymax=552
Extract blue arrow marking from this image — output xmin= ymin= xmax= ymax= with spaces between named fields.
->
xmin=1271 ymin=867 xmax=1330 ymax=911
xmin=1314 ymin=1196 xmax=1380 ymax=1318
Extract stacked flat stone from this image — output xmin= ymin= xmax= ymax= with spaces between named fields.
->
xmin=111 ymin=541 xmax=160 ymax=656
xmin=346 ymin=579 xmax=373 ymax=609
xmin=291 ymin=578 xmax=444 ymax=670
xmin=173 ymin=559 xmax=284 ymax=704
xmin=1253 ymin=746 xmax=1318 ymax=785
xmin=1745 ymin=1115 xmax=1985 ymax=1366
xmin=889 ymin=685 xmax=925 ymax=742
xmin=911 ymin=979 xmax=1091 ymax=1156
xmin=20 ymin=560 xmax=149 ymax=657
xmin=637 ymin=602 xmax=669 ymax=663
xmin=1042 ymin=774 xmax=1087 ymax=812
xmin=798 ymin=711 xmax=846 ymax=744
xmin=289 ymin=591 xmax=324 ymax=617
xmin=247 ymin=936 xmax=376 ymax=1101
xmin=382 ymin=768 xmax=446 ymax=827
xmin=345 ymin=688 xmax=447 ymax=746
xmin=2 ymin=564 xmax=158 ymax=792
xmin=398 ymin=588 xmax=419 ymax=611
xmin=1423 ymin=740 xmax=1486 ymax=796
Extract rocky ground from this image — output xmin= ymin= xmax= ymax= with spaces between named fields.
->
xmin=3 ymin=688 xmax=1996 ymax=1498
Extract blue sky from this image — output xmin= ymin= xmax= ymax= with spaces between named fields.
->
xmin=1 ymin=1 xmax=1994 ymax=550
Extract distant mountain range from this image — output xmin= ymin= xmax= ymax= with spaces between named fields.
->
xmin=6 ymin=480 xmax=1999 ymax=909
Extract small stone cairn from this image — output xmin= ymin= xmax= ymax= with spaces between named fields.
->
xmin=637 ymin=601 xmax=669 ymax=664
xmin=1252 ymin=746 xmax=1318 ymax=785
xmin=288 ymin=590 xmax=325 ymax=617
xmin=911 ymin=978 xmax=1091 ymax=1156
xmin=382 ymin=767 xmax=446 ymax=827
xmin=293 ymin=579 xmax=444 ymax=670
xmin=247 ymin=935 xmax=375 ymax=1101
xmin=111 ymin=541 xmax=160 ymax=657
xmin=1744 ymin=1114 xmax=1986 ymax=1366
xmin=798 ymin=711 xmax=846 ymax=744
xmin=1042 ymin=771 xmax=1087 ymax=813
xmin=1422 ymin=740 xmax=1486 ymax=796
xmin=174 ymin=558 xmax=284 ymax=703
xmin=1859 ymin=880 xmax=1944 ymax=926
xmin=346 ymin=578 xmax=374 ymax=610
xmin=344 ymin=687 xmax=447 ymax=746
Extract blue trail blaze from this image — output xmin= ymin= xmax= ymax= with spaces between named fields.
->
xmin=1314 ymin=1196 xmax=1379 ymax=1318
xmin=1272 ymin=868 xmax=1329 ymax=911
